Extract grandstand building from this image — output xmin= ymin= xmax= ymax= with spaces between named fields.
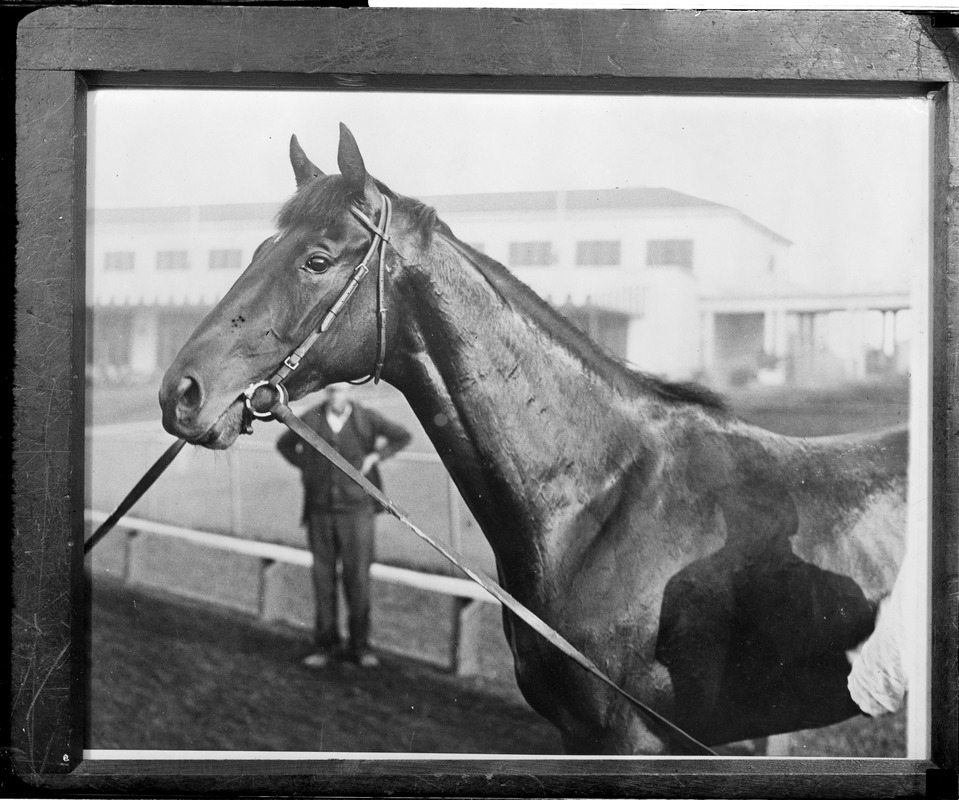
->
xmin=87 ymin=188 xmax=910 ymax=387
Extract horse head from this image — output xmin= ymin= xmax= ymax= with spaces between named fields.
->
xmin=159 ymin=124 xmax=401 ymax=448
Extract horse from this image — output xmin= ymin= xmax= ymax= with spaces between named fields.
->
xmin=158 ymin=124 xmax=908 ymax=754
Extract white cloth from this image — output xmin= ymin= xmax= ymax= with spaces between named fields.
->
xmin=847 ymin=549 xmax=911 ymax=717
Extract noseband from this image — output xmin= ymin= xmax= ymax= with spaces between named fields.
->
xmin=241 ymin=196 xmax=393 ymax=430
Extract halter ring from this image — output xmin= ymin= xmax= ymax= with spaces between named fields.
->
xmin=243 ymin=379 xmax=288 ymax=420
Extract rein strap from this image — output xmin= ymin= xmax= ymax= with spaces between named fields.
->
xmin=270 ymin=398 xmax=717 ymax=757
xmin=83 ymin=438 xmax=187 ymax=555
xmin=84 ymin=399 xmax=716 ymax=755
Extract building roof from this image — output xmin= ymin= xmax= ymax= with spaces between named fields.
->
xmin=698 ymin=273 xmax=910 ymax=313
xmin=90 ymin=188 xmax=789 ymax=245
xmin=425 ymin=188 xmax=791 ymax=245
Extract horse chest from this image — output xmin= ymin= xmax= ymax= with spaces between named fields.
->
xmin=500 ymin=521 xmax=687 ymax=735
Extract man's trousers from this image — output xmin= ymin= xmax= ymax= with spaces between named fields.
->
xmin=305 ymin=508 xmax=375 ymax=655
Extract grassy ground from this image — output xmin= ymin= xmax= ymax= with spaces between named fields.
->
xmin=88 ymin=374 xmax=911 ymax=439
xmin=726 ymin=377 xmax=910 ymax=436
xmin=777 ymin=709 xmax=906 ymax=758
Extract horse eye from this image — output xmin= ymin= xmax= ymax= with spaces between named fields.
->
xmin=303 ymin=254 xmax=331 ymax=274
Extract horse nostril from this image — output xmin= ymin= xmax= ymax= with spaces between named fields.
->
xmin=176 ymin=376 xmax=203 ymax=418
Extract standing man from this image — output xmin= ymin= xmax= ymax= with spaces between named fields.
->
xmin=277 ymin=383 xmax=411 ymax=669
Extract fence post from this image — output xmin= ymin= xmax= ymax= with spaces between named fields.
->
xmin=446 ymin=476 xmax=465 ymax=669
xmin=452 ymin=597 xmax=485 ymax=677
xmin=257 ymin=558 xmax=275 ymax=621
xmin=123 ymin=529 xmax=137 ymax=584
xmin=229 ymin=446 xmax=243 ymax=536
xmin=446 ymin=475 xmax=463 ymax=573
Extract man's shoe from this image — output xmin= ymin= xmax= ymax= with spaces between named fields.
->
xmin=301 ymin=651 xmax=332 ymax=669
xmin=356 ymin=652 xmax=380 ymax=668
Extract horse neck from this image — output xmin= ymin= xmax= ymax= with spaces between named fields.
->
xmin=387 ymin=231 xmax=658 ymax=589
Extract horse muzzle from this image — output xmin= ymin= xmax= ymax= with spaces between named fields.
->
xmin=158 ymin=369 xmax=242 ymax=448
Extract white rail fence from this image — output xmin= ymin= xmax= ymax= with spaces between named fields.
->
xmin=86 ymin=425 xmax=494 ymax=576
xmin=85 ymin=509 xmax=514 ymax=681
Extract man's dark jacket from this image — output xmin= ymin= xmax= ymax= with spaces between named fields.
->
xmin=276 ymin=401 xmax=411 ymax=519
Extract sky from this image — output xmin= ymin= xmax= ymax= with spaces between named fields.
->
xmin=88 ymin=89 xmax=930 ymax=292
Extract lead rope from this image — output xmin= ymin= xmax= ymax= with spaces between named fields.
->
xmin=83 ymin=438 xmax=186 ymax=555
xmin=85 ymin=405 xmax=716 ymax=755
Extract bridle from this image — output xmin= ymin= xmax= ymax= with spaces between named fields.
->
xmin=240 ymin=196 xmax=393 ymax=431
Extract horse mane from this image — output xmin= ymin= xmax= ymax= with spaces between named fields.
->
xmin=278 ymin=175 xmax=727 ymax=413
xmin=443 ymin=234 xmax=729 ymax=413
xmin=426 ymin=206 xmax=727 ymax=413
xmin=647 ymin=378 xmax=729 ymax=411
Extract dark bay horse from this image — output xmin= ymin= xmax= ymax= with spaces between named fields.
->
xmin=159 ymin=125 xmax=908 ymax=754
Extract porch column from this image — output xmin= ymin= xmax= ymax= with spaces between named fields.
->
xmin=848 ymin=307 xmax=867 ymax=380
xmin=882 ymin=309 xmax=896 ymax=358
xmin=763 ymin=307 xmax=788 ymax=360
xmin=763 ymin=307 xmax=776 ymax=356
xmin=700 ymin=310 xmax=715 ymax=377
xmin=774 ymin=309 xmax=789 ymax=360
xmin=129 ymin=306 xmax=159 ymax=375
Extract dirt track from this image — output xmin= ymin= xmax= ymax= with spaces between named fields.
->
xmin=89 ymin=582 xmax=563 ymax=754
xmin=89 ymin=582 xmax=904 ymax=758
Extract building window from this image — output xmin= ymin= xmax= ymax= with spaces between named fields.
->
xmin=209 ymin=249 xmax=242 ymax=270
xmin=104 ymin=251 xmax=134 ymax=271
xmin=576 ymin=240 xmax=621 ymax=267
xmin=89 ymin=307 xmax=134 ymax=371
xmin=157 ymin=309 xmax=209 ymax=371
xmin=509 ymin=241 xmax=554 ymax=267
xmin=157 ymin=250 xmax=189 ymax=270
xmin=646 ymin=239 xmax=693 ymax=269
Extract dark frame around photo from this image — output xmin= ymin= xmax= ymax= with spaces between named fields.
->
xmin=13 ymin=7 xmax=958 ymax=798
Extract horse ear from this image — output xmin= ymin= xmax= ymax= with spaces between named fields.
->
xmin=337 ymin=123 xmax=375 ymax=200
xmin=290 ymin=135 xmax=324 ymax=188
